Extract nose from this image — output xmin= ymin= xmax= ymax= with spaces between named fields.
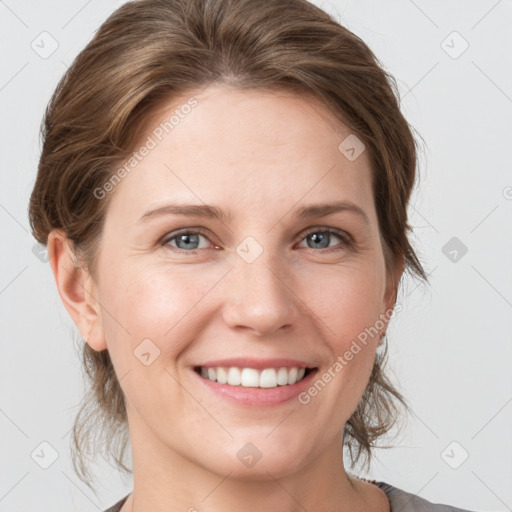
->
xmin=221 ymin=251 xmax=300 ymax=336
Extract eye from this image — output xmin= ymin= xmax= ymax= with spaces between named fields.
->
xmin=161 ymin=229 xmax=214 ymax=253
xmin=296 ymin=228 xmax=354 ymax=252
xmin=160 ymin=227 xmax=355 ymax=254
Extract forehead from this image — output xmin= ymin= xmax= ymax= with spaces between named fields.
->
xmin=107 ymin=84 xmax=375 ymax=223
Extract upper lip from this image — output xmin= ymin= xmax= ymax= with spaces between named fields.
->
xmin=194 ymin=358 xmax=317 ymax=370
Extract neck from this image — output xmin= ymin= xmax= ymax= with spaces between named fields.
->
xmin=120 ymin=408 xmax=384 ymax=512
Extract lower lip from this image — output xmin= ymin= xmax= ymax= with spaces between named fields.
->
xmin=192 ymin=368 xmax=319 ymax=407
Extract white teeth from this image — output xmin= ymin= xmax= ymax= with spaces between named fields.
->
xmin=241 ymin=368 xmax=259 ymax=387
xmin=198 ymin=366 xmax=310 ymax=388
xmin=277 ymin=367 xmax=289 ymax=385
xmin=259 ymin=368 xmax=277 ymax=388
xmin=227 ymin=367 xmax=240 ymax=386
xmin=287 ymin=367 xmax=298 ymax=385
xmin=217 ymin=367 xmax=228 ymax=384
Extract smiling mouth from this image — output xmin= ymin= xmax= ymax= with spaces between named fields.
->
xmin=193 ymin=365 xmax=317 ymax=388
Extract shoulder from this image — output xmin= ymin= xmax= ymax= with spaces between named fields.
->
xmin=376 ymin=481 xmax=478 ymax=512
xmin=104 ymin=484 xmax=480 ymax=512
xmin=103 ymin=493 xmax=130 ymax=512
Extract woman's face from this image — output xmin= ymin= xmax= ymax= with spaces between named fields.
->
xmin=81 ymin=84 xmax=401 ymax=479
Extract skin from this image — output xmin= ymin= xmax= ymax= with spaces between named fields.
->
xmin=49 ymin=84 xmax=403 ymax=512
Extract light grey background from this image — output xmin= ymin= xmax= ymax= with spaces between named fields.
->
xmin=1 ymin=0 xmax=511 ymax=511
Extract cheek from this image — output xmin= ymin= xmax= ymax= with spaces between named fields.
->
xmin=100 ymin=262 xmax=222 ymax=361
xmin=297 ymin=262 xmax=385 ymax=349
xmin=97 ymin=265 xmax=216 ymax=414
xmin=295 ymin=265 xmax=384 ymax=416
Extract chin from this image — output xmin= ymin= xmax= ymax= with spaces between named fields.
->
xmin=197 ymin=436 xmax=312 ymax=481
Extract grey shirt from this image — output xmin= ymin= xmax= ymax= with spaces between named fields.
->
xmin=103 ymin=480 xmax=477 ymax=511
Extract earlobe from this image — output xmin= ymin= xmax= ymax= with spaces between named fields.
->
xmin=47 ymin=229 xmax=107 ymax=352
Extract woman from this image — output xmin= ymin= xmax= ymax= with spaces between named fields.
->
xmin=28 ymin=0 xmax=477 ymax=510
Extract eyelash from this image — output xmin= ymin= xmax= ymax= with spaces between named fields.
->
xmin=159 ymin=227 xmax=356 ymax=255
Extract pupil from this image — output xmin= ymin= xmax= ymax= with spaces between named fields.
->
xmin=310 ymin=232 xmax=328 ymax=249
xmin=179 ymin=233 xmax=198 ymax=249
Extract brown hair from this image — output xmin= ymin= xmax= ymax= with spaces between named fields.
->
xmin=28 ymin=0 xmax=428 ymax=490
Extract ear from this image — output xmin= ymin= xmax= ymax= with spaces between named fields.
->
xmin=47 ymin=229 xmax=107 ymax=352
xmin=382 ymin=250 xmax=405 ymax=323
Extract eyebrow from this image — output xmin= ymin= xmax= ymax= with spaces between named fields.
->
xmin=138 ymin=200 xmax=370 ymax=226
xmin=296 ymin=201 xmax=370 ymax=226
